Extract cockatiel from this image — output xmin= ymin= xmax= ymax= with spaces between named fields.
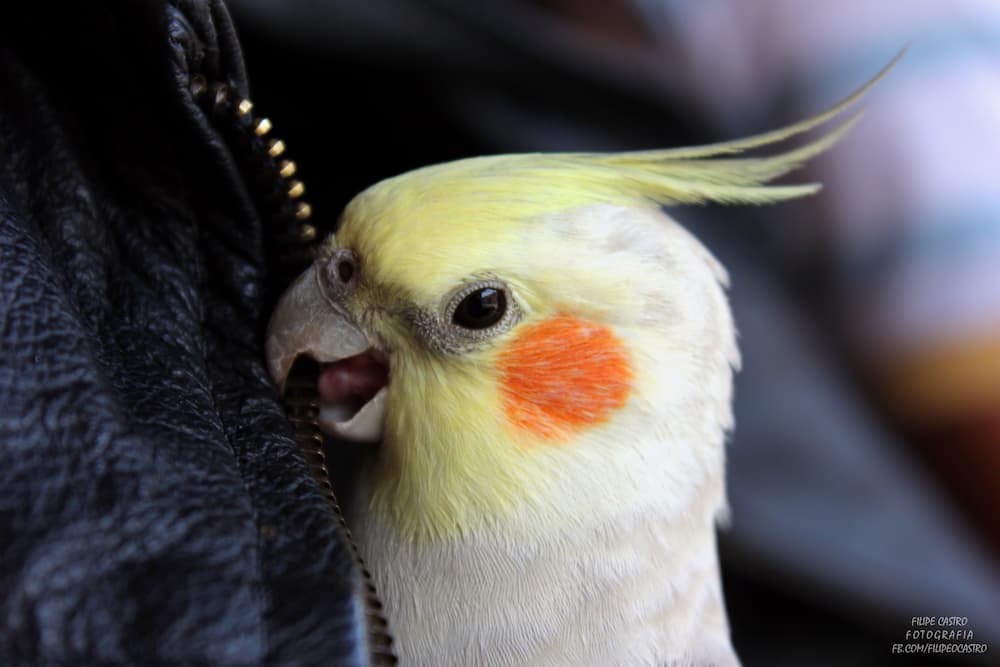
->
xmin=266 ymin=60 xmax=894 ymax=666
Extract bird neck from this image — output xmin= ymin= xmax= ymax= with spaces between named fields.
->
xmin=354 ymin=480 xmax=739 ymax=666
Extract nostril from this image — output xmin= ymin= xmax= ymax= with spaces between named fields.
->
xmin=320 ymin=248 xmax=359 ymax=298
xmin=337 ymin=258 xmax=354 ymax=283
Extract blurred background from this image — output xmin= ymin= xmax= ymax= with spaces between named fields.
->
xmin=224 ymin=1 xmax=1000 ymax=664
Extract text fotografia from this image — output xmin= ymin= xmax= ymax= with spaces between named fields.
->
xmin=891 ymin=617 xmax=988 ymax=656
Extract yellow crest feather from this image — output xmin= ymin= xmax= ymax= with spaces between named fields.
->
xmin=561 ymin=47 xmax=903 ymax=206
xmin=344 ymin=48 xmax=902 ymax=258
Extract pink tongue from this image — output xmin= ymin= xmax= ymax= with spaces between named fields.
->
xmin=318 ymin=352 xmax=389 ymax=406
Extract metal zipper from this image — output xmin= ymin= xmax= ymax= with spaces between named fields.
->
xmin=190 ymin=76 xmax=397 ymax=666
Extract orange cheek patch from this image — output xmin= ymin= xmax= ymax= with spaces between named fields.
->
xmin=497 ymin=315 xmax=634 ymax=443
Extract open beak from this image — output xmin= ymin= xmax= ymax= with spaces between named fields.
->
xmin=265 ymin=264 xmax=388 ymax=442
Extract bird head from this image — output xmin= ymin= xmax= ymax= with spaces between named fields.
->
xmin=266 ymin=62 xmax=891 ymax=542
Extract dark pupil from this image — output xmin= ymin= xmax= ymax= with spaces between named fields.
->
xmin=453 ymin=288 xmax=505 ymax=329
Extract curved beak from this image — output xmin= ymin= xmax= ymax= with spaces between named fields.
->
xmin=265 ymin=264 xmax=387 ymax=442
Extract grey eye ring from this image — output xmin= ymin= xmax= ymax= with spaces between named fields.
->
xmin=406 ymin=278 xmax=521 ymax=355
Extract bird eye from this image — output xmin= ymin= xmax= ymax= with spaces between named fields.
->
xmin=452 ymin=287 xmax=507 ymax=329
xmin=419 ymin=279 xmax=521 ymax=352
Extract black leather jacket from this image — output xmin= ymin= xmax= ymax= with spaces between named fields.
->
xmin=0 ymin=1 xmax=388 ymax=663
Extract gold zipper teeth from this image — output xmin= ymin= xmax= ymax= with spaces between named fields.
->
xmin=191 ymin=76 xmax=397 ymax=665
xmin=189 ymin=75 xmax=318 ymax=260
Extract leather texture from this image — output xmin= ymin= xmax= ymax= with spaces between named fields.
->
xmin=0 ymin=1 xmax=372 ymax=664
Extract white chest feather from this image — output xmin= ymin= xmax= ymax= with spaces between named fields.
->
xmin=351 ymin=489 xmax=740 ymax=667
